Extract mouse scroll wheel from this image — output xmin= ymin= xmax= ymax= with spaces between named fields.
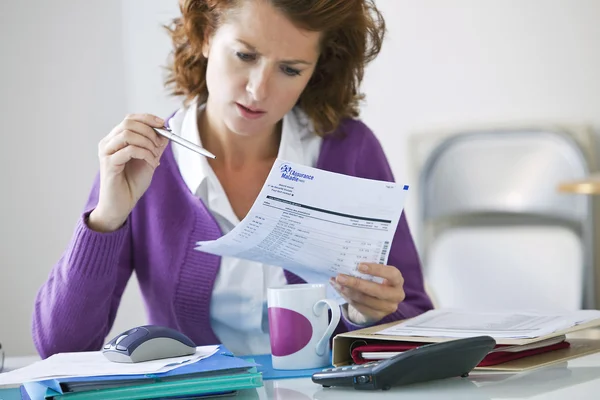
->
xmin=115 ymin=334 xmax=128 ymax=345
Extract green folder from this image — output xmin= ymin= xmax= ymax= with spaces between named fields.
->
xmin=45 ymin=368 xmax=262 ymax=400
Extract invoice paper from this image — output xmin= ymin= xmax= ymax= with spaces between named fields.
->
xmin=195 ymin=159 xmax=409 ymax=291
xmin=375 ymin=309 xmax=600 ymax=339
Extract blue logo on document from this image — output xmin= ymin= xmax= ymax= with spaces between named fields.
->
xmin=280 ymin=163 xmax=315 ymax=183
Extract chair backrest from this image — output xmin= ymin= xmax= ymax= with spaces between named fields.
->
xmin=420 ymin=130 xmax=588 ymax=223
xmin=418 ymin=129 xmax=592 ymax=311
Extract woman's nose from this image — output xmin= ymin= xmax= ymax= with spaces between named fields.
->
xmin=246 ymin=67 xmax=270 ymax=102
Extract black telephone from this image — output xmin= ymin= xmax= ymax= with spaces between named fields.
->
xmin=312 ymin=336 xmax=496 ymax=390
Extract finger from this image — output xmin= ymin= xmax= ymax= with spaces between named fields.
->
xmin=358 ymin=263 xmax=404 ymax=287
xmin=106 ymin=114 xmax=164 ymax=142
xmin=109 ymin=145 xmax=159 ymax=168
xmin=331 ymin=279 xmax=392 ymax=324
xmin=125 ymin=113 xmax=165 ymax=129
xmin=121 ymin=118 xmax=166 ymax=147
xmin=336 ymin=274 xmax=403 ymax=302
xmin=339 ymin=285 xmax=400 ymax=315
xmin=329 ymin=279 xmax=350 ymax=302
xmin=102 ymin=130 xmax=160 ymax=157
xmin=346 ymin=301 xmax=388 ymax=322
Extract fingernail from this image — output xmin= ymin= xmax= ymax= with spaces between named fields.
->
xmin=358 ymin=264 xmax=369 ymax=273
xmin=337 ymin=275 xmax=348 ymax=284
xmin=155 ymin=116 xmax=165 ymax=125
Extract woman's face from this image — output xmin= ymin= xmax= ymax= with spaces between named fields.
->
xmin=202 ymin=0 xmax=320 ymax=137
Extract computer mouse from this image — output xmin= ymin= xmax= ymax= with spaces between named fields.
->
xmin=102 ymin=325 xmax=196 ymax=363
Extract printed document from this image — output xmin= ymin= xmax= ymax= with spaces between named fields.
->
xmin=376 ymin=309 xmax=600 ymax=339
xmin=195 ymin=159 xmax=409 ymax=293
xmin=0 ymin=346 xmax=219 ymax=386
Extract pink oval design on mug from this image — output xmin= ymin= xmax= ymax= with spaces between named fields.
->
xmin=268 ymin=307 xmax=313 ymax=356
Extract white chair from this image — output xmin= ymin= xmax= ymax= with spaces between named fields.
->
xmin=418 ymin=129 xmax=594 ymax=311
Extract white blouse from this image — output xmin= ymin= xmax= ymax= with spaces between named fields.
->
xmin=169 ymin=99 xmax=322 ymax=355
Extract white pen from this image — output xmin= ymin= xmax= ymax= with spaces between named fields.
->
xmin=153 ymin=126 xmax=216 ymax=159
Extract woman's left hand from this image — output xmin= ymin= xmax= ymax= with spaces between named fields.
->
xmin=330 ymin=263 xmax=405 ymax=325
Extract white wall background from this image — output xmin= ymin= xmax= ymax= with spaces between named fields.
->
xmin=1 ymin=0 xmax=599 ymax=356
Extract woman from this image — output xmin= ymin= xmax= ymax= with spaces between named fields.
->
xmin=32 ymin=0 xmax=433 ymax=358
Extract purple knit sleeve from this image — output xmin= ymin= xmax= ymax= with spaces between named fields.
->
xmin=340 ymin=123 xmax=434 ymax=331
xmin=31 ymin=173 xmax=134 ymax=358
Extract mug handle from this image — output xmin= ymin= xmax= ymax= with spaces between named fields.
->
xmin=312 ymin=299 xmax=342 ymax=357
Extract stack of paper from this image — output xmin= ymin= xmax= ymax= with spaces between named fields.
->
xmin=375 ymin=309 xmax=600 ymax=339
xmin=0 ymin=346 xmax=262 ymax=400
xmin=0 ymin=346 xmax=220 ymax=385
xmin=332 ymin=308 xmax=600 ymax=371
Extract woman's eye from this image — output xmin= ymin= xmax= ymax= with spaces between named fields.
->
xmin=236 ymin=52 xmax=256 ymax=62
xmin=281 ymin=66 xmax=301 ymax=76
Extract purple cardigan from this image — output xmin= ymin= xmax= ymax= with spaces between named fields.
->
xmin=32 ymin=117 xmax=433 ymax=358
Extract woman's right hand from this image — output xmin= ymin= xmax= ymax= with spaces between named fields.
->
xmin=88 ymin=114 xmax=169 ymax=232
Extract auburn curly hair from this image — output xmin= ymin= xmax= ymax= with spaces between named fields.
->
xmin=164 ymin=0 xmax=385 ymax=136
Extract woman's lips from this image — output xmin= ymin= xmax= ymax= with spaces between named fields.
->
xmin=236 ymin=103 xmax=266 ymax=120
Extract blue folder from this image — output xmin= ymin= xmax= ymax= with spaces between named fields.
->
xmin=12 ymin=349 xmax=333 ymax=399
xmin=22 ymin=346 xmax=262 ymax=400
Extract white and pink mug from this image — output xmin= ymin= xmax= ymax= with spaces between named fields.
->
xmin=267 ymin=283 xmax=341 ymax=370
